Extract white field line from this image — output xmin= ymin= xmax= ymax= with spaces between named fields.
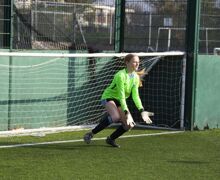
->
xmin=0 ymin=131 xmax=184 ymax=149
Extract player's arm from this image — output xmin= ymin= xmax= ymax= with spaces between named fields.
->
xmin=115 ymin=74 xmax=135 ymax=128
xmin=115 ymin=73 xmax=128 ymax=113
xmin=132 ymin=77 xmax=153 ymax=124
xmin=131 ymin=79 xmax=143 ymax=111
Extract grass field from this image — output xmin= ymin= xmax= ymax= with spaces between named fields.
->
xmin=0 ymin=128 xmax=219 ymax=180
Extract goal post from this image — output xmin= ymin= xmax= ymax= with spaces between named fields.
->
xmin=214 ymin=47 xmax=220 ymax=55
xmin=0 ymin=51 xmax=185 ymax=132
xmin=156 ymin=27 xmax=220 ymax=53
xmin=156 ymin=27 xmax=186 ymax=52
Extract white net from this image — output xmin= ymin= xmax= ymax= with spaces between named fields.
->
xmin=0 ymin=51 xmax=185 ymax=131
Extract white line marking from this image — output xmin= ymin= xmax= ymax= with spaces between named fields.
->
xmin=0 ymin=131 xmax=184 ymax=149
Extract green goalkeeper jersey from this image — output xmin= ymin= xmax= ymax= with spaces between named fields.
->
xmin=101 ymin=68 xmax=143 ymax=112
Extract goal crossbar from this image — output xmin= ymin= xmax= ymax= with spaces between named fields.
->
xmin=0 ymin=51 xmax=185 ymax=58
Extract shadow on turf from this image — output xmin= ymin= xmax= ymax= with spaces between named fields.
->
xmin=168 ymin=160 xmax=209 ymax=164
xmin=24 ymin=143 xmax=117 ymax=150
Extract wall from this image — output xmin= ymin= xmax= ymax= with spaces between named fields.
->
xmin=0 ymin=50 xmax=10 ymax=130
xmin=194 ymin=55 xmax=220 ymax=129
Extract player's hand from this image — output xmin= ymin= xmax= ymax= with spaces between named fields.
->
xmin=126 ymin=113 xmax=136 ymax=128
xmin=141 ymin=111 xmax=154 ymax=124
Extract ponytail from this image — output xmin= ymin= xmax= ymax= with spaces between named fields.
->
xmin=136 ymin=68 xmax=147 ymax=87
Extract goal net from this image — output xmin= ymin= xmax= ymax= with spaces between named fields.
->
xmin=0 ymin=51 xmax=185 ymax=133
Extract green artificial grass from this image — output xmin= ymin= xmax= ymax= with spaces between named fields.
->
xmin=0 ymin=129 xmax=219 ymax=180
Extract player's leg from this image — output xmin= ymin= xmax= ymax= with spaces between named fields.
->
xmin=93 ymin=100 xmax=120 ymax=133
xmin=106 ymin=107 xmax=133 ymax=148
xmin=83 ymin=100 xmax=120 ymax=144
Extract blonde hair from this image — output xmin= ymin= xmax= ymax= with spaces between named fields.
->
xmin=136 ymin=68 xmax=147 ymax=87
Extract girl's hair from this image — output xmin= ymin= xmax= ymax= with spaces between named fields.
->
xmin=124 ymin=53 xmax=137 ymax=64
xmin=137 ymin=68 xmax=147 ymax=87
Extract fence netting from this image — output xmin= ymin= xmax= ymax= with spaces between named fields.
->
xmin=0 ymin=0 xmax=220 ymax=54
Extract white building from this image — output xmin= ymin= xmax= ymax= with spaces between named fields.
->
xmin=15 ymin=0 xmax=31 ymax=9
xmin=215 ymin=0 xmax=220 ymax=8
xmin=85 ymin=4 xmax=134 ymax=27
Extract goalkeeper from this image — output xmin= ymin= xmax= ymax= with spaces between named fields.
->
xmin=83 ymin=54 xmax=153 ymax=148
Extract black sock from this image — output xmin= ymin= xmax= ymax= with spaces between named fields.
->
xmin=110 ymin=125 xmax=127 ymax=140
xmin=92 ymin=114 xmax=113 ymax=134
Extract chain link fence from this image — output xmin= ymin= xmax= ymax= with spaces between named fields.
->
xmin=0 ymin=0 xmax=220 ymax=54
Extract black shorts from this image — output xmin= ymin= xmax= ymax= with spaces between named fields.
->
xmin=101 ymin=98 xmax=121 ymax=107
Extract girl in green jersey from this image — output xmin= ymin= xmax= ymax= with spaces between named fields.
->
xmin=84 ymin=54 xmax=153 ymax=148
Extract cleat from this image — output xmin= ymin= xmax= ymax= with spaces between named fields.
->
xmin=106 ymin=136 xmax=120 ymax=148
xmin=83 ymin=132 xmax=93 ymax=144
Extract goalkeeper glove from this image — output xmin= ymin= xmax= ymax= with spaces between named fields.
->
xmin=141 ymin=111 xmax=154 ymax=124
xmin=126 ymin=113 xmax=136 ymax=128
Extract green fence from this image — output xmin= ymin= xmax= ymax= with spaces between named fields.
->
xmin=1 ymin=1 xmax=220 ymax=53
xmin=1 ymin=0 xmax=189 ymax=52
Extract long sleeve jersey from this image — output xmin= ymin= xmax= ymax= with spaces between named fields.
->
xmin=101 ymin=68 xmax=143 ymax=112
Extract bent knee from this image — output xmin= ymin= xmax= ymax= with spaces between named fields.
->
xmin=111 ymin=114 xmax=121 ymax=122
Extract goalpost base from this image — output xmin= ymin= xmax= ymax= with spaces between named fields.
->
xmin=0 ymin=123 xmax=183 ymax=138
xmin=0 ymin=125 xmax=96 ymax=138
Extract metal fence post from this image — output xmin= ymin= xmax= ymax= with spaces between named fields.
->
xmin=114 ymin=0 xmax=125 ymax=52
xmin=185 ymin=0 xmax=201 ymax=130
